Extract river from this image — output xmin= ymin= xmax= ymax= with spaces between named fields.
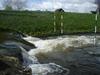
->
xmin=23 ymin=35 xmax=100 ymax=75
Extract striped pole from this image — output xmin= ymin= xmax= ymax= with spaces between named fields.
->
xmin=53 ymin=0 xmax=56 ymax=33
xmin=94 ymin=26 xmax=97 ymax=46
xmin=54 ymin=15 xmax=56 ymax=32
xmin=94 ymin=7 xmax=99 ymax=46
xmin=61 ymin=14 xmax=64 ymax=34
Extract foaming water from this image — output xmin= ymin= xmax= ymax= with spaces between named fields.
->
xmin=24 ymin=35 xmax=96 ymax=55
xmin=21 ymin=45 xmax=69 ymax=75
xmin=22 ymin=36 xmax=74 ymax=75
xmin=23 ymin=35 xmax=100 ymax=75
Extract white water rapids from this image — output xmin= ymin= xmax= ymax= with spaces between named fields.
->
xmin=23 ymin=35 xmax=100 ymax=75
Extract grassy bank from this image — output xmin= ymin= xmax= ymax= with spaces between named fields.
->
xmin=0 ymin=10 xmax=100 ymax=36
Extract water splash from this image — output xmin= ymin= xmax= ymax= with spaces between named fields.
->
xmin=22 ymin=36 xmax=71 ymax=75
xmin=24 ymin=36 xmax=94 ymax=55
xmin=23 ymin=35 xmax=100 ymax=75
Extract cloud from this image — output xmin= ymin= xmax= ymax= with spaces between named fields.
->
xmin=0 ymin=0 xmax=27 ymax=10
xmin=28 ymin=0 xmax=97 ymax=13
xmin=0 ymin=0 xmax=3 ymax=10
xmin=0 ymin=0 xmax=98 ymax=13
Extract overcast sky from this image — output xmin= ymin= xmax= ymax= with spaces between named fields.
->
xmin=0 ymin=0 xmax=98 ymax=13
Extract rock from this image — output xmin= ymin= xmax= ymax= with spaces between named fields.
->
xmin=0 ymin=43 xmax=32 ymax=75
xmin=0 ymin=28 xmax=34 ymax=75
xmin=0 ymin=44 xmax=23 ymax=63
xmin=0 ymin=28 xmax=36 ymax=51
xmin=0 ymin=55 xmax=32 ymax=75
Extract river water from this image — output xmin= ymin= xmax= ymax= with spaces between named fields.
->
xmin=23 ymin=35 xmax=100 ymax=75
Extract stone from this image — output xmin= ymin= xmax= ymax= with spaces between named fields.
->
xmin=0 ymin=55 xmax=32 ymax=75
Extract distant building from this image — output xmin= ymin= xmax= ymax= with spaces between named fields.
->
xmin=55 ymin=8 xmax=65 ymax=12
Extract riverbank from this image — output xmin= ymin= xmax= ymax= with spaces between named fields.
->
xmin=0 ymin=10 xmax=100 ymax=36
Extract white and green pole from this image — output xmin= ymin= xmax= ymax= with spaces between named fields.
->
xmin=60 ymin=6 xmax=64 ymax=34
xmin=94 ymin=7 xmax=99 ymax=46
xmin=53 ymin=0 xmax=56 ymax=33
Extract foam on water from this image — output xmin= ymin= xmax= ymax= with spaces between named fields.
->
xmin=29 ymin=63 xmax=69 ymax=75
xmin=20 ymin=46 xmax=69 ymax=75
xmin=23 ymin=35 xmax=100 ymax=75
xmin=24 ymin=36 xmax=94 ymax=55
xmin=22 ymin=36 xmax=73 ymax=75
xmin=21 ymin=45 xmax=69 ymax=75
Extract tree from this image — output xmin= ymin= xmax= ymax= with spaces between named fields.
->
xmin=2 ymin=0 xmax=27 ymax=10
xmin=13 ymin=0 xmax=27 ymax=10
xmin=5 ymin=5 xmax=13 ymax=10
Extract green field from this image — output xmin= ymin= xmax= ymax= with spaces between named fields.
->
xmin=0 ymin=10 xmax=100 ymax=36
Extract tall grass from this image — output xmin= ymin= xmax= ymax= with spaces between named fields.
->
xmin=0 ymin=10 xmax=99 ymax=36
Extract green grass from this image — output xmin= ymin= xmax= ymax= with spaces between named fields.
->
xmin=0 ymin=10 xmax=100 ymax=36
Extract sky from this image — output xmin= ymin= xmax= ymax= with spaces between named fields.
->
xmin=0 ymin=0 xmax=98 ymax=13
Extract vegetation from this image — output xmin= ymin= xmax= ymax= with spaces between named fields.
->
xmin=0 ymin=10 xmax=100 ymax=36
xmin=2 ymin=0 xmax=27 ymax=10
xmin=5 ymin=5 xmax=13 ymax=11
